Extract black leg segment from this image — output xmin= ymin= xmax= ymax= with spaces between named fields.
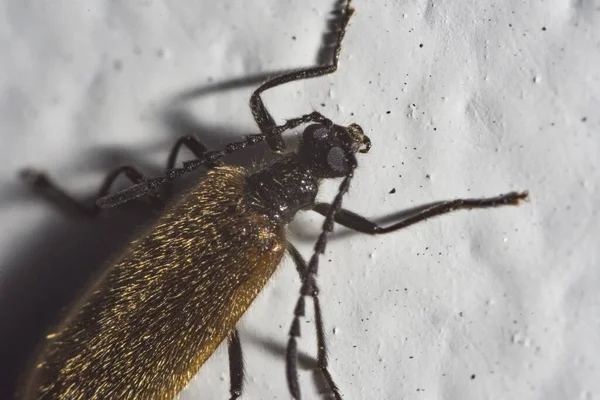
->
xmin=20 ymin=165 xmax=162 ymax=216
xmin=21 ymin=134 xmax=221 ymax=215
xmin=287 ymin=244 xmax=341 ymax=399
xmin=166 ymin=135 xmax=221 ymax=170
xmin=163 ymin=135 xmax=220 ymax=198
xmin=287 ymin=243 xmax=308 ymax=279
xmin=249 ymin=0 xmax=355 ymax=152
xmin=312 ymin=191 xmax=529 ymax=234
xmin=96 ymin=110 xmax=333 ymax=209
xmin=228 ymin=329 xmax=244 ymax=400
xmin=285 ymin=173 xmax=355 ymax=400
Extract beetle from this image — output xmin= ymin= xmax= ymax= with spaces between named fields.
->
xmin=17 ymin=1 xmax=528 ymax=399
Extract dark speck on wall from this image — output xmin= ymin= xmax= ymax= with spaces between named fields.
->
xmin=389 ymin=188 xmax=396 ymax=194
xmin=471 ymin=374 xmax=476 ymax=380
xmin=419 ymin=43 xmax=424 ymax=48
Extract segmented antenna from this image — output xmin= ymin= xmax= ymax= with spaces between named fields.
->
xmin=286 ymin=165 xmax=356 ymax=400
xmin=97 ymin=111 xmax=331 ymax=208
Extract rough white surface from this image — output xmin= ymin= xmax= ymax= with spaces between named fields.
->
xmin=0 ymin=0 xmax=598 ymax=399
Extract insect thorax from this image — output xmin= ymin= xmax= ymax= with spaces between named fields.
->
xmin=247 ymin=155 xmax=319 ymax=224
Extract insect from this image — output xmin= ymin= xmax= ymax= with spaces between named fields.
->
xmin=17 ymin=1 xmax=528 ymax=399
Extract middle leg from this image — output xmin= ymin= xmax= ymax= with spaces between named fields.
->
xmin=21 ymin=135 xmax=219 ymax=215
xmin=20 ymin=165 xmax=163 ymax=216
xmin=162 ymin=135 xmax=221 ymax=198
xmin=165 ymin=135 xmax=222 ymax=170
xmin=227 ymin=329 xmax=244 ymax=400
xmin=286 ymin=243 xmax=342 ymax=400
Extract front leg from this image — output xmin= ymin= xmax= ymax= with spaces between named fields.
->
xmin=312 ymin=191 xmax=528 ymax=234
xmin=249 ymin=0 xmax=354 ymax=152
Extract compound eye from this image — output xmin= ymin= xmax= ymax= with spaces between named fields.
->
xmin=304 ymin=124 xmax=329 ymax=141
xmin=327 ymin=146 xmax=348 ymax=173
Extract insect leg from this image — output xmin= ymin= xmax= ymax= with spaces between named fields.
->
xmin=285 ymin=245 xmax=307 ymax=399
xmin=311 ymin=191 xmax=529 ymax=234
xmin=228 ymin=329 xmax=244 ymax=400
xmin=163 ymin=135 xmax=221 ymax=198
xmin=249 ymin=0 xmax=355 ymax=152
xmin=166 ymin=136 xmax=222 ymax=170
xmin=287 ymin=243 xmax=309 ymax=277
xmin=285 ymin=175 xmax=354 ymax=400
xmin=96 ymin=110 xmax=335 ymax=209
xmin=287 ymin=244 xmax=341 ymax=400
xmin=20 ymin=166 xmax=163 ymax=216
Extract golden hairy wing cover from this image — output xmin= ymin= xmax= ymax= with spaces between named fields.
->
xmin=22 ymin=166 xmax=286 ymax=400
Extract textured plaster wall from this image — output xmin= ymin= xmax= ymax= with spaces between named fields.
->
xmin=0 ymin=0 xmax=598 ymax=399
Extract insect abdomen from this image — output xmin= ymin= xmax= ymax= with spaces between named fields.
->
xmin=21 ymin=166 xmax=286 ymax=400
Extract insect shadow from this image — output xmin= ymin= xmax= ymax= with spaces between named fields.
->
xmin=0 ymin=3 xmax=350 ymax=397
xmin=0 ymin=86 xmax=305 ymax=400
xmin=2 ymin=1 xmax=528 ymax=399
xmin=0 ymin=80 xmax=314 ymax=400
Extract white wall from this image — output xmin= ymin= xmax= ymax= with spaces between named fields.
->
xmin=0 ymin=0 xmax=598 ymax=399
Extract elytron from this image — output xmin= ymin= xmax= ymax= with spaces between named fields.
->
xmin=17 ymin=1 xmax=528 ymax=399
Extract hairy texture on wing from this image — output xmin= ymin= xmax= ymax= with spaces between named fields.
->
xmin=22 ymin=166 xmax=286 ymax=400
